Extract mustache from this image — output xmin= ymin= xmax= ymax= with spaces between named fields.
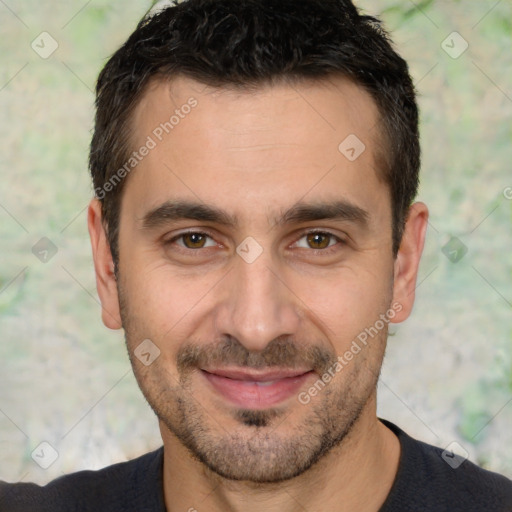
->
xmin=176 ymin=335 xmax=336 ymax=375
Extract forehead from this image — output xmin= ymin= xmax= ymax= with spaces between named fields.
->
xmin=123 ymin=74 xmax=388 ymax=227
xmin=133 ymin=74 xmax=380 ymax=141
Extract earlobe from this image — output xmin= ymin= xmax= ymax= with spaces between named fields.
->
xmin=390 ymin=202 xmax=429 ymax=324
xmin=87 ymin=198 xmax=123 ymax=330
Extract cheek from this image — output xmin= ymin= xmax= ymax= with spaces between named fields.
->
xmin=120 ymin=260 xmax=220 ymax=340
xmin=292 ymin=269 xmax=393 ymax=334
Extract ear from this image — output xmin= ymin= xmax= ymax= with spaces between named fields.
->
xmin=87 ymin=198 xmax=123 ymax=330
xmin=390 ymin=202 xmax=429 ymax=323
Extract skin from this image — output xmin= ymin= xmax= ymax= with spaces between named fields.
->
xmin=88 ymin=75 xmax=428 ymax=512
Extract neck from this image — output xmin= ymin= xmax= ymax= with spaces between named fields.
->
xmin=161 ymin=394 xmax=400 ymax=512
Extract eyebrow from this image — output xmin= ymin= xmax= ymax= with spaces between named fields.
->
xmin=140 ymin=201 xmax=238 ymax=230
xmin=139 ymin=199 xmax=369 ymax=231
xmin=276 ymin=200 xmax=369 ymax=228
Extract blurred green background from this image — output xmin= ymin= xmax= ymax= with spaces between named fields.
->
xmin=0 ymin=0 xmax=511 ymax=484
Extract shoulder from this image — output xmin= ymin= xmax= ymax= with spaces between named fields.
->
xmin=380 ymin=419 xmax=512 ymax=512
xmin=0 ymin=446 xmax=164 ymax=512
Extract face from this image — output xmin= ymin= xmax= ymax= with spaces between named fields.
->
xmin=89 ymin=75 xmax=426 ymax=483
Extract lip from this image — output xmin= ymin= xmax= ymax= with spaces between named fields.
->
xmin=202 ymin=367 xmax=312 ymax=381
xmin=200 ymin=368 xmax=314 ymax=409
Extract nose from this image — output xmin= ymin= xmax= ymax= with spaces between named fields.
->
xmin=213 ymin=253 xmax=302 ymax=352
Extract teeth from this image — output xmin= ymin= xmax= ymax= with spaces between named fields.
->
xmin=255 ymin=380 xmax=277 ymax=386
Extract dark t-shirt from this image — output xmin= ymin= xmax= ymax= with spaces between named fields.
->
xmin=1 ymin=420 xmax=511 ymax=511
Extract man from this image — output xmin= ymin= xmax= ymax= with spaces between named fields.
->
xmin=1 ymin=0 xmax=511 ymax=510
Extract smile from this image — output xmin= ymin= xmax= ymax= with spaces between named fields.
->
xmin=200 ymin=368 xmax=315 ymax=409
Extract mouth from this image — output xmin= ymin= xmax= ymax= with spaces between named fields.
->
xmin=200 ymin=367 xmax=315 ymax=409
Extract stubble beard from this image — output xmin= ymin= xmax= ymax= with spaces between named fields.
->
xmin=118 ymin=283 xmax=386 ymax=483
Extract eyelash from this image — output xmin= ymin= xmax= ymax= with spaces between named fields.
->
xmin=165 ymin=229 xmax=346 ymax=255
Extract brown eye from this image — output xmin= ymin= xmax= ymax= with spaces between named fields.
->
xmin=181 ymin=233 xmax=208 ymax=249
xmin=165 ymin=231 xmax=217 ymax=252
xmin=306 ymin=232 xmax=332 ymax=249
